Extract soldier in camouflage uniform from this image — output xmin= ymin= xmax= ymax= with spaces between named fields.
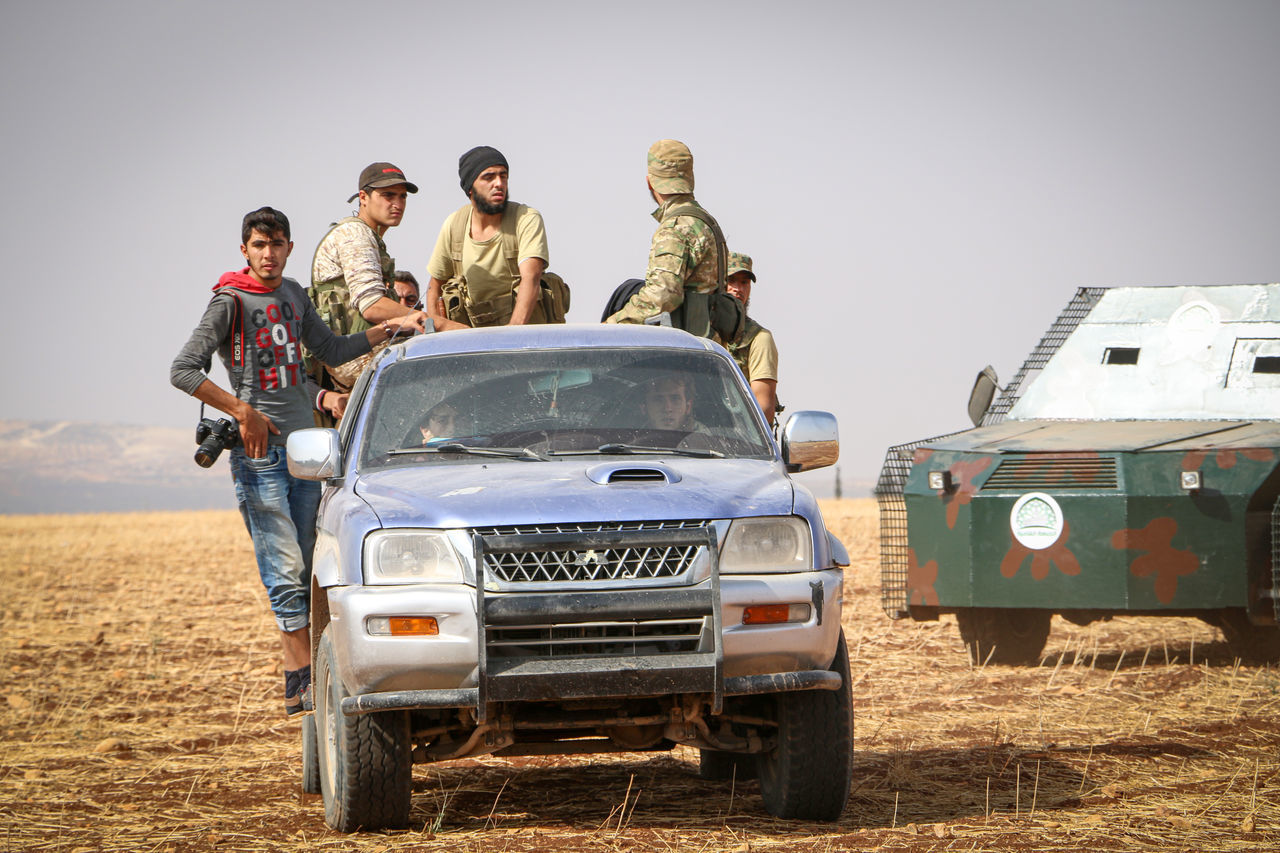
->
xmin=308 ymin=162 xmax=429 ymax=403
xmin=723 ymin=252 xmax=780 ymax=424
xmin=606 ymin=140 xmax=736 ymax=341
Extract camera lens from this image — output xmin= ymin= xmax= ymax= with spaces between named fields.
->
xmin=194 ymin=439 xmax=222 ymax=468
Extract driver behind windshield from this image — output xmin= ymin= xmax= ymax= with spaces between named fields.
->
xmin=419 ymin=401 xmax=467 ymax=444
xmin=642 ymin=375 xmax=702 ymax=432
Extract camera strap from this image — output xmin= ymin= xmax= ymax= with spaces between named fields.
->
xmin=226 ymin=290 xmax=246 ymax=369
xmin=218 ymin=288 xmax=251 ymax=398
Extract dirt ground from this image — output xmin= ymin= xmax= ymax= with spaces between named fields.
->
xmin=1 ymin=500 xmax=1277 ymax=852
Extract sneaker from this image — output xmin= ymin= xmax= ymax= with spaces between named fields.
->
xmin=284 ymin=665 xmax=312 ymax=717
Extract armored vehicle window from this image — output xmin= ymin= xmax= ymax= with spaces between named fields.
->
xmin=1226 ymin=338 xmax=1280 ymax=389
xmin=1103 ymin=347 xmax=1140 ymax=365
xmin=1254 ymin=356 xmax=1280 ymax=374
xmin=356 ymin=347 xmax=773 ymax=470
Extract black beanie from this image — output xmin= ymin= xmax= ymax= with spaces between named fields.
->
xmin=459 ymin=146 xmax=508 ymax=196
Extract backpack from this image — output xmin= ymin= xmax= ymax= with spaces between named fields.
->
xmin=601 ymin=278 xmax=646 ymax=322
xmin=445 ymin=203 xmax=569 ymax=325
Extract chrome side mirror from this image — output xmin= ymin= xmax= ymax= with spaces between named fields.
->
xmin=286 ymin=428 xmax=343 ymax=480
xmin=781 ymin=411 xmax=839 ymax=473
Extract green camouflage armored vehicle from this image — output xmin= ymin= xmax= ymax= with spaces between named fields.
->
xmin=876 ymin=284 xmax=1280 ymax=664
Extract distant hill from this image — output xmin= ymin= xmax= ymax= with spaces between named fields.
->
xmin=0 ymin=420 xmax=235 ymax=514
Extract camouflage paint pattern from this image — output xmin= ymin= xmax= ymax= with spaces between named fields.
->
xmin=726 ymin=252 xmax=755 ymax=280
xmin=609 ymin=196 xmax=720 ymax=324
xmin=307 ymin=217 xmax=395 ymax=394
xmin=902 ymin=437 xmax=1278 ymax=612
xmin=880 ymin=282 xmax=1280 ymax=625
xmin=647 ymin=139 xmax=694 ymax=194
xmin=310 ymin=217 xmax=395 ymax=334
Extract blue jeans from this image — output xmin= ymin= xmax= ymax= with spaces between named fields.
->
xmin=229 ymin=445 xmax=321 ymax=633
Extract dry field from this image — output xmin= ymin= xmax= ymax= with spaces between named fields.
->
xmin=1 ymin=500 xmax=1277 ymax=852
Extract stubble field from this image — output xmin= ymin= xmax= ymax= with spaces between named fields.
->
xmin=1 ymin=500 xmax=1277 ymax=852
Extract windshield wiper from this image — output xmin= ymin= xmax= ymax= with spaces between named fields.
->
xmin=550 ymin=442 xmax=723 ymax=459
xmin=389 ymin=443 xmax=545 ymax=461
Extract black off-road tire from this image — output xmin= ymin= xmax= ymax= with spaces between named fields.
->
xmin=1213 ymin=609 xmax=1280 ymax=661
xmin=301 ymin=712 xmax=320 ymax=795
xmin=315 ymin=626 xmax=411 ymax=832
xmin=698 ymin=748 xmax=757 ymax=781
xmin=955 ymin=608 xmax=1051 ymax=666
xmin=756 ymin=633 xmax=853 ymax=821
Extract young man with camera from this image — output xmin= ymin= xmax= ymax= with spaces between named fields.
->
xmin=171 ymin=206 xmax=402 ymax=716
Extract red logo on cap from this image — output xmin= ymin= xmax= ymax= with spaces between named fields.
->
xmin=382 ymin=168 xmax=402 ymax=175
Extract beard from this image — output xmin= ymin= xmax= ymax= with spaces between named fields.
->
xmin=474 ymin=194 xmax=507 ymax=216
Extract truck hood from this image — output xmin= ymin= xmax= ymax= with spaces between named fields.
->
xmin=353 ymin=457 xmax=795 ymax=528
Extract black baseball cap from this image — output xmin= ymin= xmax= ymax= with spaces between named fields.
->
xmin=347 ymin=162 xmax=419 ymax=203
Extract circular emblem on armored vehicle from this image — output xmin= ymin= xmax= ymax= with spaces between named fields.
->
xmin=1010 ymin=492 xmax=1064 ymax=550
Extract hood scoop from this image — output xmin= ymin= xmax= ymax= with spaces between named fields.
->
xmin=584 ymin=462 xmax=681 ymax=486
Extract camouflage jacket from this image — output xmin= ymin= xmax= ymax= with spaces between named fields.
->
xmin=610 ymin=195 xmax=721 ymax=324
xmin=309 ymin=217 xmax=395 ymax=335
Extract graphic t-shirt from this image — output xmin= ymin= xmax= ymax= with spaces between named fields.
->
xmin=170 ymin=273 xmax=372 ymax=443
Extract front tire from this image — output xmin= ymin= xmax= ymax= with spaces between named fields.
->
xmin=301 ymin=713 xmax=320 ymax=795
xmin=955 ymin=608 xmax=1051 ymax=666
xmin=315 ymin=626 xmax=411 ymax=832
xmin=756 ymin=633 xmax=853 ymax=821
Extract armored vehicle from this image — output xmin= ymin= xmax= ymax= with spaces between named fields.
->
xmin=289 ymin=324 xmax=852 ymax=831
xmin=876 ymin=284 xmax=1280 ymax=665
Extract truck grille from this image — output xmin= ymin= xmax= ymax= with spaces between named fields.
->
xmin=981 ymin=454 xmax=1118 ymax=490
xmin=472 ymin=527 xmax=723 ymax=710
xmin=473 ymin=521 xmax=708 ymax=584
xmin=488 ymin=618 xmax=705 ymax=659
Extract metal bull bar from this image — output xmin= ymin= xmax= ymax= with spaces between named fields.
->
xmin=471 ymin=526 xmax=723 ymax=723
xmin=340 ymin=526 xmax=845 ymax=718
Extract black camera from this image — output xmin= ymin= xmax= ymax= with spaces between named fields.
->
xmin=194 ymin=417 xmax=240 ymax=468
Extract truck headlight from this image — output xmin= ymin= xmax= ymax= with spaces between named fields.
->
xmin=720 ymin=516 xmax=812 ymax=573
xmin=364 ymin=530 xmax=463 ymax=584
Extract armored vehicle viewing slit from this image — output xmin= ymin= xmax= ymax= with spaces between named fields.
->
xmin=876 ymin=284 xmax=1280 ymax=664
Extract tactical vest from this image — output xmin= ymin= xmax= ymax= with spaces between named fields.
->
xmin=440 ymin=203 xmax=569 ymax=327
xmin=727 ymin=316 xmax=765 ymax=377
xmin=660 ymin=202 xmax=743 ymax=342
xmin=308 ymin=216 xmax=395 ymax=336
xmin=727 ymin=316 xmax=784 ymax=423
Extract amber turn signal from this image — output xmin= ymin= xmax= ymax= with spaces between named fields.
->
xmin=389 ymin=616 xmax=439 ymax=636
xmin=742 ymin=604 xmax=810 ymax=625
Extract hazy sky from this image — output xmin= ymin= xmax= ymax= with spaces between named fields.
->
xmin=4 ymin=1 xmax=1279 ymax=491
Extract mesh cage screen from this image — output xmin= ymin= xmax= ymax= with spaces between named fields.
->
xmin=874 ymin=431 xmax=964 ymax=618
xmin=874 ymin=287 xmax=1106 ymax=618
xmin=982 ymin=287 xmax=1106 ymax=424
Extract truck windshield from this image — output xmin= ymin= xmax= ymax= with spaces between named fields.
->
xmin=358 ymin=347 xmax=773 ymax=469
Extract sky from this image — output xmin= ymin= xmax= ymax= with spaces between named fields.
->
xmin=3 ymin=0 xmax=1279 ymax=494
